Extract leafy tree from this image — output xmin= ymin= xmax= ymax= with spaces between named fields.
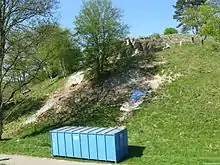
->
xmin=173 ymin=0 xmax=207 ymax=31
xmin=36 ymin=25 xmax=82 ymax=78
xmin=182 ymin=4 xmax=219 ymax=44
xmin=150 ymin=33 xmax=161 ymax=39
xmin=199 ymin=4 xmax=220 ymax=41
xmin=181 ymin=7 xmax=202 ymax=34
xmin=4 ymin=24 xmax=81 ymax=89
xmin=74 ymin=0 xmax=129 ymax=78
xmin=0 ymin=0 xmax=58 ymax=139
xmin=3 ymin=29 xmax=45 ymax=95
xmin=164 ymin=28 xmax=178 ymax=35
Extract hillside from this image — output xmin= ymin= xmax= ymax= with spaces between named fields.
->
xmin=126 ymin=42 xmax=220 ymax=165
xmin=1 ymin=41 xmax=220 ymax=165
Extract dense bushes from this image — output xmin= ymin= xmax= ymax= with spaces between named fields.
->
xmin=164 ymin=28 xmax=178 ymax=35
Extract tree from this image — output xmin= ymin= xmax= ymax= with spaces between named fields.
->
xmin=0 ymin=0 xmax=58 ymax=139
xmin=164 ymin=28 xmax=178 ymax=35
xmin=150 ymin=33 xmax=161 ymax=39
xmin=3 ymin=28 xmax=46 ymax=95
xmin=199 ymin=4 xmax=220 ymax=41
xmin=182 ymin=3 xmax=219 ymax=44
xmin=173 ymin=0 xmax=207 ymax=31
xmin=36 ymin=25 xmax=82 ymax=78
xmin=74 ymin=0 xmax=129 ymax=78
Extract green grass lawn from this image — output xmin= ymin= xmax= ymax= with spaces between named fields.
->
xmin=125 ymin=43 xmax=220 ymax=165
xmin=2 ymin=77 xmax=64 ymax=138
xmin=1 ymin=42 xmax=220 ymax=165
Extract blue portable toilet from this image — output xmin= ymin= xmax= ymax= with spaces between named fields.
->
xmin=96 ymin=127 xmax=115 ymax=161
xmin=50 ymin=126 xmax=128 ymax=162
xmin=79 ymin=127 xmax=99 ymax=159
xmin=105 ymin=128 xmax=128 ymax=161
xmin=64 ymin=126 xmax=84 ymax=157
xmin=50 ymin=126 xmax=72 ymax=156
xmin=88 ymin=127 xmax=106 ymax=160
xmin=71 ymin=127 xmax=91 ymax=158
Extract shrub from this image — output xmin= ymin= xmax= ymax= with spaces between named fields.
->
xmin=164 ymin=28 xmax=178 ymax=35
xmin=150 ymin=33 xmax=161 ymax=39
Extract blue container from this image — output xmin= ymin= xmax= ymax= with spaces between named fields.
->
xmin=50 ymin=126 xmax=128 ymax=162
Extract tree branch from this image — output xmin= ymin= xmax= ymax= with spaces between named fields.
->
xmin=1 ymin=53 xmax=19 ymax=83
xmin=4 ymin=56 xmax=48 ymax=103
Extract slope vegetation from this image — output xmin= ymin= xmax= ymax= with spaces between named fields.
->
xmin=126 ymin=42 xmax=220 ymax=165
xmin=1 ymin=41 xmax=220 ymax=165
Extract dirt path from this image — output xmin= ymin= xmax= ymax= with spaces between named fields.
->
xmin=0 ymin=155 xmax=111 ymax=165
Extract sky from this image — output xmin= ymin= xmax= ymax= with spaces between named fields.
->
xmin=59 ymin=0 xmax=178 ymax=37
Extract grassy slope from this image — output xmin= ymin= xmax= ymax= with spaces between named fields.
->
xmin=125 ymin=43 xmax=220 ymax=165
xmin=3 ymin=77 xmax=64 ymax=138
xmin=1 ymin=43 xmax=220 ymax=165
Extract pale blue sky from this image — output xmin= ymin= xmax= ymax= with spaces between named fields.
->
xmin=59 ymin=0 xmax=178 ymax=37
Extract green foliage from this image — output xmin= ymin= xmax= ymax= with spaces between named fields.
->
xmin=3 ymin=78 xmax=63 ymax=125
xmin=126 ymin=42 xmax=220 ymax=164
xmin=173 ymin=0 xmax=207 ymax=30
xmin=182 ymin=4 xmax=220 ymax=41
xmin=17 ymin=101 xmax=119 ymax=138
xmin=199 ymin=5 xmax=220 ymax=41
xmin=150 ymin=33 xmax=161 ymax=39
xmin=2 ymin=42 xmax=220 ymax=165
xmin=74 ymin=0 xmax=129 ymax=78
xmin=2 ymin=24 xmax=81 ymax=105
xmin=36 ymin=25 xmax=82 ymax=78
xmin=164 ymin=27 xmax=178 ymax=35
xmin=3 ymin=29 xmax=42 ymax=91
xmin=0 ymin=0 xmax=59 ymax=140
xmin=1 ymin=23 xmax=80 ymax=105
xmin=182 ymin=7 xmax=200 ymax=33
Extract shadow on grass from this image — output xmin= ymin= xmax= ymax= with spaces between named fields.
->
xmin=17 ymin=94 xmax=120 ymax=138
xmin=127 ymin=145 xmax=146 ymax=158
xmin=3 ymin=77 xmax=62 ymax=124
xmin=3 ymin=97 xmax=44 ymax=124
xmin=117 ymin=145 xmax=146 ymax=163
xmin=0 ymin=138 xmax=12 ymax=141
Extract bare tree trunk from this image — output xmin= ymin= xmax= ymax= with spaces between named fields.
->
xmin=100 ymin=53 xmax=104 ymax=76
xmin=0 ymin=42 xmax=5 ymax=140
xmin=0 ymin=49 xmax=4 ymax=140
xmin=61 ymin=58 xmax=66 ymax=77
xmin=0 ymin=0 xmax=5 ymax=140
xmin=96 ymin=57 xmax=101 ymax=79
xmin=0 ymin=90 xmax=3 ymax=140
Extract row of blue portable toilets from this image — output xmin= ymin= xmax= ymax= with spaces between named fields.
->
xmin=50 ymin=126 xmax=128 ymax=162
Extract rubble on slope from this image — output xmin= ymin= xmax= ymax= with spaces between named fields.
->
xmin=23 ymin=35 xmax=185 ymax=126
xmin=23 ymin=71 xmax=85 ymax=125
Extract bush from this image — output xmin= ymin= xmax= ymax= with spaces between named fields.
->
xmin=150 ymin=33 xmax=161 ymax=39
xmin=164 ymin=28 xmax=178 ymax=35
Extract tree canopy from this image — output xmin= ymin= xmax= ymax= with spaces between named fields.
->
xmin=74 ymin=0 xmax=129 ymax=78
xmin=0 ymin=0 xmax=59 ymax=139
xmin=173 ymin=0 xmax=207 ymax=31
xmin=182 ymin=3 xmax=220 ymax=43
xmin=198 ymin=4 xmax=220 ymax=41
xmin=164 ymin=28 xmax=178 ymax=35
xmin=36 ymin=25 xmax=81 ymax=78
